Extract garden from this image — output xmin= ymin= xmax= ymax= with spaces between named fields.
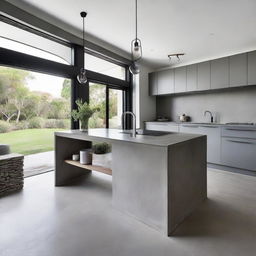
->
xmin=0 ymin=67 xmax=121 ymax=155
xmin=0 ymin=67 xmax=71 ymax=155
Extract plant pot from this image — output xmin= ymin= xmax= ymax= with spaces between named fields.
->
xmin=79 ymin=119 xmax=89 ymax=132
xmin=92 ymin=153 xmax=112 ymax=169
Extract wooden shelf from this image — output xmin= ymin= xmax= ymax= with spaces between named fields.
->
xmin=64 ymin=160 xmax=112 ymax=176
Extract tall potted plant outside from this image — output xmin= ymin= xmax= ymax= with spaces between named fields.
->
xmin=71 ymin=99 xmax=99 ymax=131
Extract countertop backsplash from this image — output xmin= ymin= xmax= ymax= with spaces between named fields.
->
xmin=156 ymin=86 xmax=256 ymax=124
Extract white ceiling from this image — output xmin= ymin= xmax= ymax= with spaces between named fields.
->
xmin=5 ymin=0 xmax=256 ymax=70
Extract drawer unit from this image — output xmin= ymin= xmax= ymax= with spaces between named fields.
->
xmin=179 ymin=124 xmax=201 ymax=134
xmin=222 ymin=126 xmax=256 ymax=139
xmin=221 ymin=137 xmax=256 ymax=171
xmin=145 ymin=123 xmax=179 ymax=132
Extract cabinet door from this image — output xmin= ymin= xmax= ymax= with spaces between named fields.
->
xmin=221 ymin=137 xmax=256 ymax=171
xmin=186 ymin=64 xmax=197 ymax=92
xmin=145 ymin=123 xmax=179 ymax=132
xmin=174 ymin=67 xmax=186 ymax=93
xmin=179 ymin=125 xmax=201 ymax=134
xmin=200 ymin=126 xmax=221 ymax=164
xmin=197 ymin=61 xmax=210 ymax=91
xmin=229 ymin=53 xmax=247 ymax=87
xmin=149 ymin=72 xmax=158 ymax=96
xmin=210 ymin=58 xmax=229 ymax=89
xmin=157 ymin=69 xmax=174 ymax=95
xmin=248 ymin=51 xmax=256 ymax=85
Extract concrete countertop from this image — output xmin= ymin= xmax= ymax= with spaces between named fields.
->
xmin=146 ymin=121 xmax=256 ymax=129
xmin=55 ymin=129 xmax=203 ymax=147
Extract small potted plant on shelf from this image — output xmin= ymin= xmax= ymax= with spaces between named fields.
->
xmin=92 ymin=142 xmax=112 ymax=168
xmin=71 ymin=99 xmax=99 ymax=131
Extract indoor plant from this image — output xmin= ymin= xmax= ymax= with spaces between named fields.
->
xmin=92 ymin=142 xmax=112 ymax=168
xmin=71 ymin=99 xmax=99 ymax=131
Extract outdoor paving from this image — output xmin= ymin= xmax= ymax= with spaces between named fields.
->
xmin=24 ymin=151 xmax=54 ymax=177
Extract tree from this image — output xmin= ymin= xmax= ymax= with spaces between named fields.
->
xmin=61 ymin=79 xmax=71 ymax=99
xmin=48 ymin=98 xmax=70 ymax=119
xmin=0 ymin=67 xmax=34 ymax=122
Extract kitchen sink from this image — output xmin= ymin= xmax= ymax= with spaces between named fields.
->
xmin=120 ymin=129 xmax=174 ymax=136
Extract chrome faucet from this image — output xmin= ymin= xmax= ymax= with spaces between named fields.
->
xmin=122 ymin=111 xmax=136 ymax=137
xmin=204 ymin=110 xmax=213 ymax=123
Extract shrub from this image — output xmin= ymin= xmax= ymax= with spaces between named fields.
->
xmin=44 ymin=119 xmax=70 ymax=129
xmin=0 ymin=121 xmax=12 ymax=133
xmin=13 ymin=121 xmax=29 ymax=130
xmin=44 ymin=119 xmax=56 ymax=128
xmin=92 ymin=142 xmax=111 ymax=154
xmin=28 ymin=117 xmax=45 ymax=129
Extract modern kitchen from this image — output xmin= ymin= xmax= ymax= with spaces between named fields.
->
xmin=0 ymin=1 xmax=256 ymax=256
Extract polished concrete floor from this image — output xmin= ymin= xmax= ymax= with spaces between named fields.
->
xmin=0 ymin=169 xmax=256 ymax=256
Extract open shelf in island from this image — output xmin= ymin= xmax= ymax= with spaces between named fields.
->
xmin=64 ymin=160 xmax=112 ymax=176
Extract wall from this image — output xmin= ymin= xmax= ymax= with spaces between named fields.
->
xmin=135 ymin=65 xmax=156 ymax=128
xmin=156 ymin=86 xmax=256 ymax=123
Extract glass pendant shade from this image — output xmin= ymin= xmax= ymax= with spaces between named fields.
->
xmin=129 ymin=61 xmax=140 ymax=75
xmin=77 ymin=68 xmax=87 ymax=84
xmin=77 ymin=11 xmax=87 ymax=85
xmin=131 ymin=39 xmax=142 ymax=61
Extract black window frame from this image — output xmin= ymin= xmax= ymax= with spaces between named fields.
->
xmin=0 ymin=13 xmax=133 ymax=130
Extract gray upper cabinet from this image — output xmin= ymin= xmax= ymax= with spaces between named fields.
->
xmin=149 ymin=50 xmax=256 ymax=96
xmin=197 ymin=61 xmax=210 ymax=91
xmin=210 ymin=58 xmax=229 ymax=89
xmin=229 ymin=53 xmax=247 ymax=87
xmin=248 ymin=51 xmax=256 ymax=85
xmin=186 ymin=64 xmax=197 ymax=92
xmin=149 ymin=72 xmax=158 ymax=96
xmin=157 ymin=69 xmax=174 ymax=95
xmin=174 ymin=66 xmax=186 ymax=93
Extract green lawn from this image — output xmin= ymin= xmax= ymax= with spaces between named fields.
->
xmin=0 ymin=128 xmax=64 ymax=155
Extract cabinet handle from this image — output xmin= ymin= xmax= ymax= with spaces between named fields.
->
xmin=225 ymin=128 xmax=256 ymax=132
xmin=227 ymin=140 xmax=254 ymax=145
xmin=182 ymin=125 xmax=199 ymax=128
xmin=201 ymin=125 xmax=218 ymax=128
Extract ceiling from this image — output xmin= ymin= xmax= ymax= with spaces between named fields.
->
xmin=5 ymin=0 xmax=256 ymax=70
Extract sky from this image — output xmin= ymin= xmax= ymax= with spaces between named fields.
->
xmin=27 ymin=72 xmax=65 ymax=98
xmin=0 ymin=37 xmax=68 ymax=98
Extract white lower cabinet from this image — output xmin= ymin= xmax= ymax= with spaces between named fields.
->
xmin=180 ymin=124 xmax=221 ymax=164
xmin=146 ymin=122 xmax=256 ymax=171
xmin=221 ymin=137 xmax=256 ymax=171
xmin=145 ymin=122 xmax=179 ymax=132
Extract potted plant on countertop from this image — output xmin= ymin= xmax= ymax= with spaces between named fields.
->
xmin=71 ymin=99 xmax=99 ymax=131
xmin=92 ymin=142 xmax=112 ymax=168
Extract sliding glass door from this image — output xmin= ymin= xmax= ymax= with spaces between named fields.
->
xmin=88 ymin=82 xmax=123 ymax=129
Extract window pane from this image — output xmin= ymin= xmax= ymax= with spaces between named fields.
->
xmin=89 ymin=83 xmax=106 ymax=128
xmin=0 ymin=22 xmax=72 ymax=65
xmin=85 ymin=53 xmax=126 ymax=80
xmin=109 ymin=89 xmax=123 ymax=129
xmin=0 ymin=66 xmax=71 ymax=176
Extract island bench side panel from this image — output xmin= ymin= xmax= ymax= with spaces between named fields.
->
xmin=168 ymin=136 xmax=207 ymax=235
xmin=112 ymin=141 xmax=169 ymax=234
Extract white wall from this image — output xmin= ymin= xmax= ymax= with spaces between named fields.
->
xmin=134 ymin=65 xmax=156 ymax=128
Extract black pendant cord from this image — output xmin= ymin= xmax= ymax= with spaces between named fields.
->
xmin=83 ymin=16 xmax=85 ymax=48
xmin=80 ymin=11 xmax=87 ymax=70
xmin=135 ymin=0 xmax=137 ymax=41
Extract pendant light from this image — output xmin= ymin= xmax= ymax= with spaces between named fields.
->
xmin=77 ymin=11 xmax=88 ymax=84
xmin=129 ymin=0 xmax=142 ymax=75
